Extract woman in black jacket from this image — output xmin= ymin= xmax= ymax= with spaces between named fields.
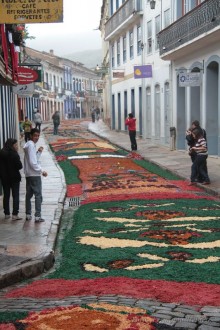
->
xmin=0 ymin=139 xmax=23 ymax=220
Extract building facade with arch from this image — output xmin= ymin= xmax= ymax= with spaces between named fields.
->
xmin=101 ymin=0 xmax=215 ymax=152
xmin=103 ymin=0 xmax=173 ymax=146
xmin=159 ymin=0 xmax=220 ymax=155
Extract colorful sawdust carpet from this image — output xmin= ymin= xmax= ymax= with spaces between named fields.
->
xmin=1 ymin=121 xmax=220 ymax=328
xmin=0 ymin=304 xmax=160 ymax=330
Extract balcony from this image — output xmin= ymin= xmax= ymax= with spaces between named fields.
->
xmin=0 ymin=54 xmax=16 ymax=86
xmin=105 ymin=0 xmax=143 ymax=41
xmin=159 ymin=0 xmax=220 ymax=60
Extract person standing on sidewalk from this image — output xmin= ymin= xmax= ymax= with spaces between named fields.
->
xmin=23 ymin=128 xmax=48 ymax=223
xmin=186 ymin=120 xmax=207 ymax=182
xmin=0 ymin=139 xmax=23 ymax=220
xmin=52 ymin=110 xmax=60 ymax=135
xmin=22 ymin=116 xmax=32 ymax=142
xmin=33 ymin=110 xmax=43 ymax=132
xmin=125 ymin=113 xmax=137 ymax=151
xmin=189 ymin=128 xmax=210 ymax=185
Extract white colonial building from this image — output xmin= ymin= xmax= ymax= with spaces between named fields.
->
xmin=101 ymin=0 xmax=220 ymax=155
xmin=159 ymin=0 xmax=220 ymax=155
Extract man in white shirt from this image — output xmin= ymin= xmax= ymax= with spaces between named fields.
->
xmin=23 ymin=128 xmax=48 ymax=222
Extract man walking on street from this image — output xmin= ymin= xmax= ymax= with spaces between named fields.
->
xmin=23 ymin=128 xmax=48 ymax=223
xmin=52 ymin=110 xmax=60 ymax=135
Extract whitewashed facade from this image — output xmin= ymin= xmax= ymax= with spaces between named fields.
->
xmin=159 ymin=0 xmax=220 ymax=155
xmin=102 ymin=0 xmax=220 ymax=154
xmin=103 ymin=0 xmax=172 ymax=146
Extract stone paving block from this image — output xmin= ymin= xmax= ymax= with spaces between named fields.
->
xmin=198 ymin=325 xmax=220 ymax=330
xmin=68 ymin=299 xmax=84 ymax=304
xmin=154 ymin=310 xmax=185 ymax=318
xmin=200 ymin=307 xmax=220 ymax=313
xmin=161 ymin=303 xmax=178 ymax=308
xmin=209 ymin=317 xmax=220 ymax=322
xmin=135 ymin=299 xmax=161 ymax=308
xmin=201 ymin=312 xmax=220 ymax=318
xmin=118 ymin=297 xmax=137 ymax=306
xmin=151 ymin=313 xmax=172 ymax=320
xmin=185 ymin=315 xmax=208 ymax=323
xmin=98 ymin=297 xmax=119 ymax=304
xmin=202 ymin=321 xmax=220 ymax=327
xmin=174 ymin=307 xmax=201 ymax=315
xmin=159 ymin=319 xmax=176 ymax=327
xmin=175 ymin=321 xmax=197 ymax=329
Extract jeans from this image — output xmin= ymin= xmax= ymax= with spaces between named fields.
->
xmin=25 ymin=176 xmax=42 ymax=217
xmin=24 ymin=132 xmax=31 ymax=142
xmin=129 ymin=130 xmax=137 ymax=151
xmin=35 ymin=123 xmax=41 ymax=131
xmin=53 ymin=124 xmax=59 ymax=135
xmin=191 ymin=155 xmax=210 ymax=183
xmin=2 ymin=181 xmax=20 ymax=215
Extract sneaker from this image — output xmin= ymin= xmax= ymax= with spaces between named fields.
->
xmin=35 ymin=217 xmax=45 ymax=223
xmin=26 ymin=214 xmax=32 ymax=221
xmin=4 ymin=215 xmax=10 ymax=220
xmin=12 ymin=215 xmax=23 ymax=221
xmin=201 ymin=181 xmax=210 ymax=185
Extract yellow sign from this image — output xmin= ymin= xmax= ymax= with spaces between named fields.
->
xmin=0 ymin=0 xmax=63 ymax=24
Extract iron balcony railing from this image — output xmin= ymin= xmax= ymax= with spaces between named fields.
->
xmin=159 ymin=0 xmax=220 ymax=56
xmin=105 ymin=0 xmax=142 ymax=39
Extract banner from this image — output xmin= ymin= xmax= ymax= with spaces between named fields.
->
xmin=0 ymin=0 xmax=63 ymax=24
xmin=134 ymin=65 xmax=152 ymax=79
xmin=179 ymin=72 xmax=202 ymax=87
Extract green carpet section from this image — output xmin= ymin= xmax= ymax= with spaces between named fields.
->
xmin=134 ymin=159 xmax=180 ymax=180
xmin=49 ymin=198 xmax=220 ymax=284
xmin=58 ymin=160 xmax=81 ymax=184
xmin=0 ymin=311 xmax=28 ymax=322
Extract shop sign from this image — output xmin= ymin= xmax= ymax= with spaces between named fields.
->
xmin=13 ymin=83 xmax=34 ymax=96
xmin=134 ymin=65 xmax=152 ymax=79
xmin=179 ymin=72 xmax=202 ymax=87
xmin=0 ymin=0 xmax=63 ymax=24
xmin=17 ymin=66 xmax=41 ymax=84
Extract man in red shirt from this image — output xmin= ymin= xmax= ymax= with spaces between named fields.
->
xmin=125 ymin=113 xmax=137 ymax=151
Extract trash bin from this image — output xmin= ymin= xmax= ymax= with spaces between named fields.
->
xmin=169 ymin=127 xmax=176 ymax=151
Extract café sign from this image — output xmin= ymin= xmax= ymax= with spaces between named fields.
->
xmin=17 ymin=66 xmax=41 ymax=84
xmin=0 ymin=0 xmax=63 ymax=24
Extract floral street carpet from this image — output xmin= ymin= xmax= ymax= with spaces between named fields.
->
xmin=1 ymin=120 xmax=220 ymax=329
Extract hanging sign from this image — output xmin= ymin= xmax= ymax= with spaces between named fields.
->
xmin=179 ymin=72 xmax=202 ymax=87
xmin=134 ymin=65 xmax=152 ymax=79
xmin=113 ymin=71 xmax=124 ymax=78
xmin=17 ymin=67 xmax=40 ymax=84
xmin=13 ymin=83 xmax=34 ymax=96
xmin=0 ymin=0 xmax=63 ymax=24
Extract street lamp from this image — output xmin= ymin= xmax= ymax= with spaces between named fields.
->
xmin=150 ymin=0 xmax=156 ymax=9
xmin=95 ymin=64 xmax=109 ymax=77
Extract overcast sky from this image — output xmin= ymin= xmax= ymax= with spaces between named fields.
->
xmin=25 ymin=0 xmax=102 ymax=56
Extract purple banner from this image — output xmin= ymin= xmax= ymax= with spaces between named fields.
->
xmin=134 ymin=65 xmax=152 ymax=79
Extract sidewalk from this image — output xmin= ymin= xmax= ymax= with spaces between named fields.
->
xmin=0 ymin=130 xmax=66 ymax=288
xmin=0 ymin=119 xmax=220 ymax=289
